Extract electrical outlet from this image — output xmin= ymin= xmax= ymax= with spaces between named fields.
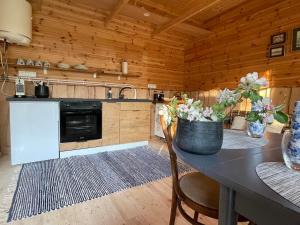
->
xmin=18 ymin=71 xmax=37 ymax=78
xmin=148 ymin=83 xmax=157 ymax=89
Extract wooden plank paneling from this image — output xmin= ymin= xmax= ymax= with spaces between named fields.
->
xmin=289 ymin=88 xmax=300 ymax=114
xmin=8 ymin=0 xmax=185 ymax=91
xmin=185 ymin=0 xmax=300 ymax=91
xmin=269 ymin=88 xmax=291 ymax=114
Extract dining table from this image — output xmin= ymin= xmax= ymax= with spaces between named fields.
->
xmin=172 ymin=132 xmax=300 ymax=225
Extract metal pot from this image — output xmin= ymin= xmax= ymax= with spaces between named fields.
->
xmin=175 ymin=118 xmax=223 ymax=155
xmin=35 ymin=81 xmax=49 ymax=98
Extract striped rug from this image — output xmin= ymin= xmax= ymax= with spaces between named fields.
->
xmin=7 ymin=146 xmax=190 ymax=222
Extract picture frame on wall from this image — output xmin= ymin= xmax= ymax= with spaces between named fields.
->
xmin=292 ymin=27 xmax=300 ymax=51
xmin=271 ymin=32 xmax=286 ymax=45
xmin=269 ymin=45 xmax=285 ymax=58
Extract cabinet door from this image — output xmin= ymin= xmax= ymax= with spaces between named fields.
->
xmin=10 ymin=102 xmax=60 ymax=165
xmin=119 ymin=110 xmax=150 ymax=144
xmin=102 ymin=102 xmax=120 ymax=145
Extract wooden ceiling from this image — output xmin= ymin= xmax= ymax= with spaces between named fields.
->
xmin=29 ymin=0 xmax=274 ymax=39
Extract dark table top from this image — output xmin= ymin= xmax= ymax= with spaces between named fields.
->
xmin=173 ymin=132 xmax=300 ymax=215
xmin=7 ymin=97 xmax=152 ymax=103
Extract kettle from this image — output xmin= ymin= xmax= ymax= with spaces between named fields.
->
xmin=34 ymin=81 xmax=49 ymax=98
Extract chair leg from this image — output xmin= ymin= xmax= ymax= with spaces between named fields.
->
xmin=169 ymin=188 xmax=178 ymax=225
xmin=193 ymin=211 xmax=199 ymax=222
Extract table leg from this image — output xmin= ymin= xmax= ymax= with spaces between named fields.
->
xmin=219 ymin=185 xmax=238 ymax=225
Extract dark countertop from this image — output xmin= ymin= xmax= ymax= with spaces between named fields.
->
xmin=7 ymin=97 xmax=152 ymax=103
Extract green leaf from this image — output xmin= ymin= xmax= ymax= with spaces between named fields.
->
xmin=241 ymin=92 xmax=250 ymax=98
xmin=274 ymin=111 xmax=288 ymax=124
xmin=246 ymin=111 xmax=261 ymax=122
xmin=249 ymin=91 xmax=262 ymax=102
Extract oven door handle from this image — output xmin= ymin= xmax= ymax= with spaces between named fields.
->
xmin=62 ymin=110 xmax=100 ymax=115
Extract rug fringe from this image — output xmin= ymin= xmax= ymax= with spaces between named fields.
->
xmin=0 ymin=165 xmax=21 ymax=224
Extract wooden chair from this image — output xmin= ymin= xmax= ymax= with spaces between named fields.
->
xmin=160 ymin=116 xmax=251 ymax=225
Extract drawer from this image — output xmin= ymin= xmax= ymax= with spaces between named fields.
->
xmin=120 ymin=102 xmax=151 ymax=111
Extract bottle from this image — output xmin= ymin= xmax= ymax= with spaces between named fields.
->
xmin=107 ymin=88 xmax=112 ymax=99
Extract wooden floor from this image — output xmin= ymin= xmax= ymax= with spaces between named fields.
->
xmin=0 ymin=139 xmax=247 ymax=225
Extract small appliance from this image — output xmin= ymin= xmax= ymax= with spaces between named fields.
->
xmin=153 ymin=91 xmax=164 ymax=103
xmin=15 ymin=78 xmax=25 ymax=97
xmin=35 ymin=81 xmax=49 ymax=98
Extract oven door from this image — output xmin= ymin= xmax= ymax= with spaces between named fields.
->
xmin=60 ymin=108 xmax=102 ymax=143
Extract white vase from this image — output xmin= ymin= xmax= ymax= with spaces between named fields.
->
xmin=247 ymin=121 xmax=266 ymax=138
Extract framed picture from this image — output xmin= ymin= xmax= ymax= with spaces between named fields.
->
xmin=292 ymin=28 xmax=300 ymax=51
xmin=269 ymin=45 xmax=285 ymax=58
xmin=271 ymin=32 xmax=286 ymax=45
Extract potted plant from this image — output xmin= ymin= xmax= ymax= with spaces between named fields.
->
xmin=236 ymin=72 xmax=288 ymax=138
xmin=159 ymin=72 xmax=289 ymax=155
xmin=159 ymin=90 xmax=240 ymax=155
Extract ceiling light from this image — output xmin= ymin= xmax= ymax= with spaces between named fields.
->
xmin=143 ymin=11 xmax=151 ymax=17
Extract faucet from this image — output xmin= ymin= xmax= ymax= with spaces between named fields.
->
xmin=119 ymin=87 xmax=137 ymax=99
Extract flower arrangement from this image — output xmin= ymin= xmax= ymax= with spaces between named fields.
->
xmin=159 ymin=90 xmax=240 ymax=125
xmin=159 ymin=72 xmax=288 ymax=127
xmin=236 ymin=72 xmax=288 ymax=124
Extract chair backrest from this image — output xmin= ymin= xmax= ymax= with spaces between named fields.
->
xmin=160 ymin=116 xmax=180 ymax=194
xmin=231 ymin=116 xmax=247 ymax=130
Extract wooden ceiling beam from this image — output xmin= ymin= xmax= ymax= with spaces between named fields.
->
xmin=152 ymin=0 xmax=221 ymax=36
xmin=104 ymin=0 xmax=130 ymax=27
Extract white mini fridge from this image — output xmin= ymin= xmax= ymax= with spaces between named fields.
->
xmin=10 ymin=101 xmax=60 ymax=165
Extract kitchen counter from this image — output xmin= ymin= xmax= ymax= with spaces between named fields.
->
xmin=7 ymin=97 xmax=152 ymax=103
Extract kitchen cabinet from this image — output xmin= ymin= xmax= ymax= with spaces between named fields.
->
xmin=9 ymin=101 xmax=60 ymax=165
xmin=119 ymin=102 xmax=151 ymax=144
xmin=102 ymin=102 xmax=120 ymax=145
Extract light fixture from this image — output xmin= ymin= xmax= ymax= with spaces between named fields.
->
xmin=143 ymin=11 xmax=151 ymax=17
xmin=140 ymin=6 xmax=151 ymax=17
xmin=0 ymin=0 xmax=32 ymax=46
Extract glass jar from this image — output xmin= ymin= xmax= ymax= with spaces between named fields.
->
xmin=282 ymin=130 xmax=300 ymax=171
xmin=282 ymin=101 xmax=300 ymax=171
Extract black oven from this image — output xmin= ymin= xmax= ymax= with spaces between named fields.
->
xmin=60 ymin=100 xmax=102 ymax=143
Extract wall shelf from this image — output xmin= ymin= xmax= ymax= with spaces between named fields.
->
xmin=10 ymin=64 xmax=141 ymax=78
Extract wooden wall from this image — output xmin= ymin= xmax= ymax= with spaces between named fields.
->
xmin=8 ymin=0 xmax=186 ymax=91
xmin=185 ymin=0 xmax=300 ymax=91
xmin=0 ymin=0 xmax=191 ymax=155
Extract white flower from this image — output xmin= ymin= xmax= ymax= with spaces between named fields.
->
xmin=187 ymin=98 xmax=193 ymax=105
xmin=218 ymin=88 xmax=240 ymax=105
xmin=187 ymin=106 xmax=201 ymax=121
xmin=203 ymin=107 xmax=213 ymax=117
xmin=246 ymin=72 xmax=258 ymax=83
xmin=178 ymin=104 xmax=189 ymax=113
xmin=252 ymin=100 xmax=264 ymax=112
xmin=211 ymin=114 xmax=219 ymax=122
xmin=264 ymin=114 xmax=274 ymax=124
xmin=240 ymin=77 xmax=246 ymax=83
xmin=239 ymin=72 xmax=268 ymax=90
